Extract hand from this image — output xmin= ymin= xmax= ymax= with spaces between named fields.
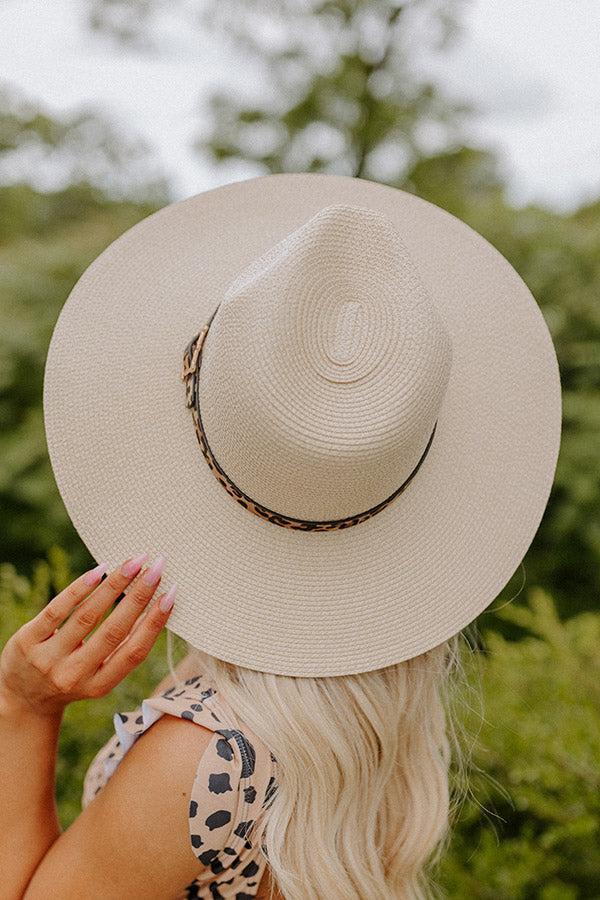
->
xmin=0 ymin=554 xmax=177 ymax=718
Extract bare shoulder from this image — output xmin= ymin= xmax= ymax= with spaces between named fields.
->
xmin=24 ymin=714 xmax=214 ymax=900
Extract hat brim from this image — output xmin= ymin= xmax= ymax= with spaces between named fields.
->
xmin=43 ymin=173 xmax=562 ymax=677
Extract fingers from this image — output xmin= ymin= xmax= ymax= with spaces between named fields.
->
xmin=78 ymin=556 xmax=166 ymax=671
xmin=48 ymin=554 xmax=150 ymax=656
xmin=21 ymin=561 xmax=111 ymax=646
xmin=87 ymin=585 xmax=177 ymax=696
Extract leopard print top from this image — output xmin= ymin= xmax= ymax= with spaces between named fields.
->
xmin=82 ymin=671 xmax=279 ymax=899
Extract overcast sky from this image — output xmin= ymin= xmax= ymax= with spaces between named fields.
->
xmin=1 ymin=0 xmax=599 ymax=212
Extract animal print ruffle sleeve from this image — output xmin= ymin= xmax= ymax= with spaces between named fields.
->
xmin=82 ymin=672 xmax=279 ymax=899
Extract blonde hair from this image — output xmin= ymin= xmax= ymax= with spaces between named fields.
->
xmin=166 ymin=631 xmax=468 ymax=900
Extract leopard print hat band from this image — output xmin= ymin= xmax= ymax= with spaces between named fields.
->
xmin=181 ymin=303 xmax=437 ymax=532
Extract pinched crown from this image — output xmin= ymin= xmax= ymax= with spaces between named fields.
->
xmin=194 ymin=204 xmax=452 ymax=523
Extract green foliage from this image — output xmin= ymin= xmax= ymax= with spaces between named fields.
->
xmin=439 ymin=589 xmax=600 ymax=898
xmin=0 ymin=93 xmax=165 ymax=575
xmin=0 ymin=182 xmax=159 ymax=574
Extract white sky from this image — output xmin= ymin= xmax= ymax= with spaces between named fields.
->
xmin=1 ymin=0 xmax=599 ymax=211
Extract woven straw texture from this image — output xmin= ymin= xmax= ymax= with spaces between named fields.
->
xmin=43 ymin=173 xmax=562 ymax=677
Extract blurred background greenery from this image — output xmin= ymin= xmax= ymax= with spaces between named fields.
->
xmin=0 ymin=1 xmax=598 ymax=897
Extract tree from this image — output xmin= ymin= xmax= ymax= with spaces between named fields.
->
xmin=86 ymin=0 xmax=470 ymax=180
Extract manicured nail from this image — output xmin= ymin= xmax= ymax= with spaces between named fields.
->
xmin=143 ymin=554 xmax=165 ymax=586
xmin=159 ymin=583 xmax=177 ymax=612
xmin=120 ymin=553 xmax=149 ymax=578
xmin=84 ymin=561 xmax=109 ymax=586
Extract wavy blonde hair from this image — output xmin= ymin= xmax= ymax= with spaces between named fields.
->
xmin=166 ymin=631 xmax=469 ymax=900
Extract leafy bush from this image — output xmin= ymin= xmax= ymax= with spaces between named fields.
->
xmin=0 ymin=181 xmax=161 ymax=577
xmin=440 ymin=589 xmax=600 ymax=899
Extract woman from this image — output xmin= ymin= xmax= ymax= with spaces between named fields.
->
xmin=0 ymin=554 xmax=456 ymax=899
xmin=0 ymin=174 xmax=561 ymax=899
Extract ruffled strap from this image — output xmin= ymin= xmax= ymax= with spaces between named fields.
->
xmin=170 ymin=678 xmax=276 ymax=886
xmin=81 ymin=673 xmax=278 ymax=895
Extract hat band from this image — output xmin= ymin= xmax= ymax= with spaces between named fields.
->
xmin=181 ymin=305 xmax=437 ymax=531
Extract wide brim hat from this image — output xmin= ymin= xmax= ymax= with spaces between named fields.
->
xmin=43 ymin=173 xmax=562 ymax=677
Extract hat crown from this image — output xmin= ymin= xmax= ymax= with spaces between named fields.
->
xmin=198 ymin=204 xmax=452 ymax=521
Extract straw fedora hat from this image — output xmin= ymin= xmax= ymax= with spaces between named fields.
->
xmin=43 ymin=173 xmax=562 ymax=677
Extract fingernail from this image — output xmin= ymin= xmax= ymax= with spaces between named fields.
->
xmin=159 ymin=583 xmax=177 ymax=612
xmin=84 ymin=561 xmax=109 ymax=586
xmin=143 ymin=554 xmax=165 ymax=586
xmin=121 ymin=553 xmax=149 ymax=578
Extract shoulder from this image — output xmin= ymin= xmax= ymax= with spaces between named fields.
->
xmin=25 ymin=714 xmax=217 ymax=898
xmin=115 ymin=706 xmax=216 ymax=791
xmin=35 ymin=676 xmax=278 ymax=898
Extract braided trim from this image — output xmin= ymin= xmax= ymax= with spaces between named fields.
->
xmin=181 ymin=307 xmax=436 ymax=531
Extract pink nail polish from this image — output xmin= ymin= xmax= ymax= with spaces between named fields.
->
xmin=84 ymin=561 xmax=109 ymax=586
xmin=143 ymin=555 xmax=165 ymax=586
xmin=120 ymin=553 xmax=149 ymax=578
xmin=159 ymin=583 xmax=177 ymax=612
